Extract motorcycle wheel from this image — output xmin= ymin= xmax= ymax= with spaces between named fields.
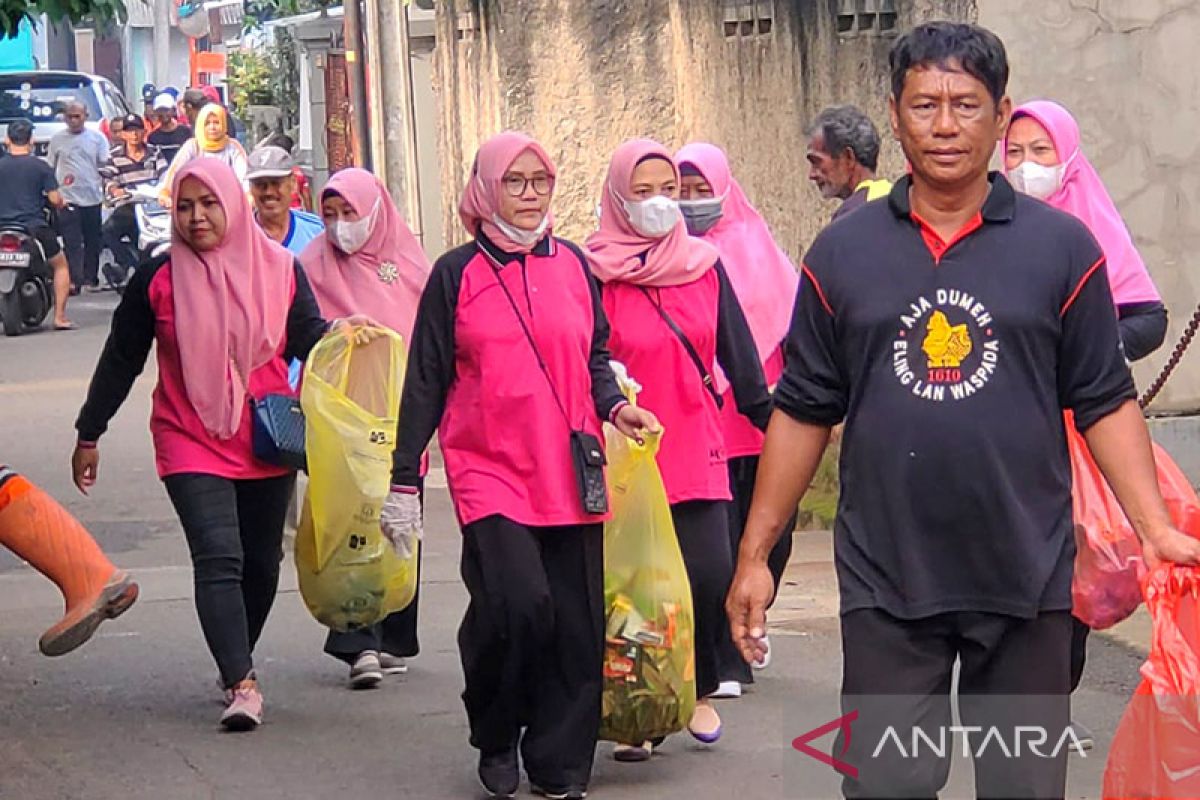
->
xmin=2 ymin=289 xmax=23 ymax=336
xmin=21 ymin=278 xmax=50 ymax=329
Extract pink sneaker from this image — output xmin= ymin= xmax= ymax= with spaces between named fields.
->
xmin=220 ymin=678 xmax=263 ymax=731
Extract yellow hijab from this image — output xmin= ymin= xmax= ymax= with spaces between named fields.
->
xmin=195 ymin=104 xmax=229 ymax=153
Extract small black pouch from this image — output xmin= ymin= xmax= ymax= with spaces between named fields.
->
xmin=570 ymin=429 xmax=609 ymax=515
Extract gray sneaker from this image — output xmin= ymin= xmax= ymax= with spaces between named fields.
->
xmin=379 ymin=652 xmax=408 ymax=675
xmin=349 ymin=651 xmax=383 ymax=689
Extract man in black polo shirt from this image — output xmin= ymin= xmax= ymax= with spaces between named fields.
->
xmin=727 ymin=21 xmax=1200 ymax=800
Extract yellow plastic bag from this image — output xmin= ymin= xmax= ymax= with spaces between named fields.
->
xmin=599 ymin=424 xmax=696 ymax=744
xmin=295 ymin=327 xmax=417 ymax=632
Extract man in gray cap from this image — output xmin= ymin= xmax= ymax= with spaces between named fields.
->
xmin=246 ymin=145 xmax=323 ymax=256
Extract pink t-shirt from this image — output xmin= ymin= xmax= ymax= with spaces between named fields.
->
xmin=440 ymin=244 xmax=608 ymax=527
xmin=604 ymin=269 xmax=730 ymax=505
xmin=146 ymin=264 xmax=294 ymax=480
xmin=721 ymin=345 xmax=783 ymax=459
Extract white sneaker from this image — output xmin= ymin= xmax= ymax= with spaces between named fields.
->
xmin=752 ymin=635 xmax=772 ymax=670
xmin=349 ymin=650 xmax=383 ymax=689
xmin=711 ymin=680 xmax=743 ymax=699
xmin=379 ymin=652 xmax=408 ymax=675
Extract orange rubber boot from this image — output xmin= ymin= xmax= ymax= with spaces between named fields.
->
xmin=0 ymin=467 xmax=138 ymax=656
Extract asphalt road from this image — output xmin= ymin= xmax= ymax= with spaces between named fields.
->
xmin=0 ymin=295 xmax=1149 ymax=800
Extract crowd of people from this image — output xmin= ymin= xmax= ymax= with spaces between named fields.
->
xmin=1 ymin=18 xmax=1197 ymax=800
xmin=0 ymin=82 xmax=312 ymax=330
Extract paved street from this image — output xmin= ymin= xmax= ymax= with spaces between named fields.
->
xmin=0 ymin=295 xmax=1150 ymax=800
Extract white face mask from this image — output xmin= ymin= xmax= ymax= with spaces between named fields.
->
xmin=1009 ymin=159 xmax=1068 ymax=200
xmin=622 ymin=194 xmax=682 ymax=239
xmin=491 ymin=212 xmax=549 ymax=248
xmin=330 ymin=199 xmax=380 ymax=255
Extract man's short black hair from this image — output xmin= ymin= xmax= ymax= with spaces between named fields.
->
xmin=806 ymin=105 xmax=882 ymax=171
xmin=6 ymin=119 xmax=33 ymax=145
xmin=182 ymin=88 xmax=207 ymax=109
xmin=889 ymin=22 xmax=1009 ymax=105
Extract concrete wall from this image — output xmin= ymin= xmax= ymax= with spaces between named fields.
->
xmin=979 ymin=0 xmax=1200 ymax=414
xmin=432 ymin=0 xmax=975 ymax=261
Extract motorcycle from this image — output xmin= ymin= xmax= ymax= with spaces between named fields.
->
xmin=0 ymin=225 xmax=52 ymax=337
xmin=101 ymin=183 xmax=171 ymax=293
xmin=130 ymin=182 xmax=171 ymax=260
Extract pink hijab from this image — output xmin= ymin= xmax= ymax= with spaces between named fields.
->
xmin=171 ymin=159 xmax=295 ymax=439
xmin=458 ymin=131 xmax=556 ymax=254
xmin=300 ymin=168 xmax=431 ymax=341
xmin=1006 ymin=100 xmax=1160 ymax=305
xmin=676 ymin=142 xmax=799 ymax=366
xmin=585 ymin=139 xmax=719 ymax=287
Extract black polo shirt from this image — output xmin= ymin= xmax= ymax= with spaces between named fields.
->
xmin=777 ymin=173 xmax=1135 ymax=620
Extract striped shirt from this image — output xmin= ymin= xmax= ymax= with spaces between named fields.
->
xmin=101 ymin=144 xmax=166 ymax=209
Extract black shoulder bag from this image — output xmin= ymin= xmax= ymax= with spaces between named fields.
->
xmin=232 ymin=352 xmax=307 ymax=471
xmin=492 ymin=264 xmax=609 ymax=515
xmin=639 ymin=287 xmax=724 ymax=409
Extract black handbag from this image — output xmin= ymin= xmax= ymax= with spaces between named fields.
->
xmin=252 ymin=394 xmax=307 ymax=471
xmin=232 ymin=353 xmax=307 ymax=471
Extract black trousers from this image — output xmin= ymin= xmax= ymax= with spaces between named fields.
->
xmin=670 ymin=499 xmax=734 ymax=699
xmin=325 ymin=479 xmax=424 ymax=663
xmin=718 ymin=455 xmax=797 ymax=683
xmin=1069 ymin=616 xmax=1089 ymax=693
xmin=164 ymin=472 xmax=295 ymax=688
xmin=58 ymin=203 xmax=103 ymax=287
xmin=458 ymin=515 xmax=603 ymax=789
xmin=838 ymin=607 xmax=1072 ymax=800
xmin=101 ymin=205 xmax=139 ymax=270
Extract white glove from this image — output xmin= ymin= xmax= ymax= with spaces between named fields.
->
xmin=380 ymin=486 xmax=423 ymax=559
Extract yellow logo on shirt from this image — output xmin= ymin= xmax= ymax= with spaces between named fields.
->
xmin=892 ymin=290 xmax=999 ymax=402
xmin=922 ymin=311 xmax=973 ymax=369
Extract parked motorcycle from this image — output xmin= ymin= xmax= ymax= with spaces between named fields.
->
xmin=131 ymin=183 xmax=171 ymax=260
xmin=0 ymin=226 xmax=52 ymax=336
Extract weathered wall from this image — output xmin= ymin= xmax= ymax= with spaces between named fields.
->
xmin=433 ymin=0 xmax=976 ymax=263
xmin=979 ymin=0 xmax=1200 ymax=413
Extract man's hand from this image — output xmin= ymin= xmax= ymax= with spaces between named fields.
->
xmin=1142 ymin=525 xmax=1200 ymax=569
xmin=71 ymin=444 xmax=98 ymax=495
xmin=613 ymin=404 xmax=660 ymax=445
xmin=726 ymin=557 xmax=775 ymax=665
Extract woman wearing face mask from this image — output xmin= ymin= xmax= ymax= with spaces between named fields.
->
xmin=585 ymin=139 xmax=771 ymax=759
xmin=300 ymin=167 xmax=432 ymax=689
xmin=1005 ymin=101 xmax=1166 ymax=362
xmin=160 ymin=104 xmax=249 ymax=203
xmin=379 ymin=131 xmax=659 ymax=800
xmin=675 ymin=142 xmax=800 ymax=696
xmin=72 ymin=160 xmax=359 ymax=731
xmin=1005 ymin=99 xmax=1168 ymax=751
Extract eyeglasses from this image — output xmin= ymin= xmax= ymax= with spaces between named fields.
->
xmin=501 ymin=174 xmax=553 ymax=197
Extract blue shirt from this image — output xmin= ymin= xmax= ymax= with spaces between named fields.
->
xmin=283 ymin=209 xmax=324 ymax=255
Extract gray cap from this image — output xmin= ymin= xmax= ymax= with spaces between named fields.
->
xmin=246 ymin=146 xmax=295 ymax=180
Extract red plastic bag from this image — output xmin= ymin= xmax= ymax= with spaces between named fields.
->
xmin=1102 ymin=565 xmax=1200 ymax=800
xmin=1068 ymin=412 xmax=1200 ymax=629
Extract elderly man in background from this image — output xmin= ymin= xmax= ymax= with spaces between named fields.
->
xmin=247 ymin=146 xmax=324 ymax=256
xmin=805 ymin=104 xmax=893 ymax=221
xmin=47 ymin=101 xmax=109 ymax=294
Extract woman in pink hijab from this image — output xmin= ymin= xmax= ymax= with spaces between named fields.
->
xmin=379 ymin=131 xmax=657 ymax=799
xmin=300 ymin=167 xmax=432 ymax=688
xmin=675 ymin=141 xmax=800 ymax=695
xmin=586 ymin=139 xmax=772 ymax=757
xmin=1005 ymin=99 xmax=1168 ymax=750
xmin=1005 ymin=100 xmax=1166 ymax=362
xmin=72 ymin=159 xmax=356 ymax=733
